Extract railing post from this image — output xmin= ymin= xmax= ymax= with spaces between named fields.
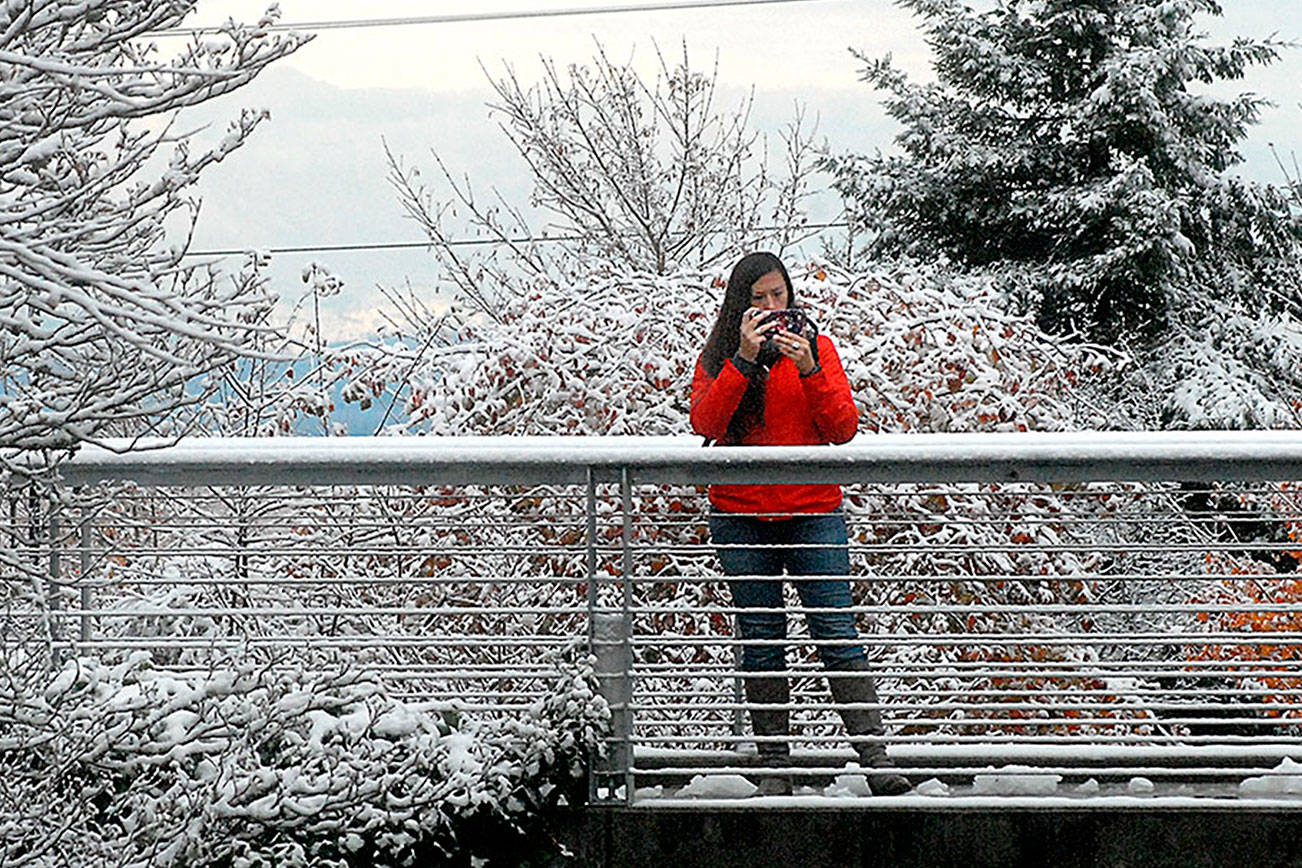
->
xmin=588 ymin=466 xmax=635 ymax=803
xmin=79 ymin=498 xmax=94 ymax=651
xmin=45 ymin=494 xmax=65 ymax=668
xmin=588 ymin=471 xmax=632 ymax=806
xmin=732 ymin=622 xmax=745 ymax=740
xmin=619 ymin=466 xmax=636 ymax=805
xmin=585 ymin=467 xmax=601 ymax=804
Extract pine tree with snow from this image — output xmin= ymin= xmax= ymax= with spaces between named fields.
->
xmin=826 ymin=0 xmax=1302 ymax=354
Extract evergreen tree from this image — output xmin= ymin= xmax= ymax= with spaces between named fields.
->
xmin=826 ymin=0 xmax=1302 ymax=349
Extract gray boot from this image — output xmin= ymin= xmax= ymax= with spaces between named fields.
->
xmin=744 ymin=674 xmax=793 ymax=796
xmin=826 ymin=659 xmax=911 ymax=796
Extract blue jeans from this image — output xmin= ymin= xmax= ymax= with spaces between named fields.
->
xmin=710 ymin=511 xmax=866 ymax=672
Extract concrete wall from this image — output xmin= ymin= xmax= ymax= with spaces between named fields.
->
xmin=564 ymin=806 xmax=1302 ymax=868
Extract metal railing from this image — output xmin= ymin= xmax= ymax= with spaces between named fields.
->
xmin=8 ymin=432 xmax=1302 ymax=805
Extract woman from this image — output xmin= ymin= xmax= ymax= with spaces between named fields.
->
xmin=690 ymin=251 xmax=909 ymax=796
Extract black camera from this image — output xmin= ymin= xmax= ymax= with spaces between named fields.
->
xmin=759 ymin=308 xmax=817 ymax=340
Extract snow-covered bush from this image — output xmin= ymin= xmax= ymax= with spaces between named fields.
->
xmin=0 ymin=649 xmax=606 ymax=867
xmin=356 ymin=260 xmax=1118 ymax=439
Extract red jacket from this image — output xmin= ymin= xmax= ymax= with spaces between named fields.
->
xmin=690 ymin=334 xmax=859 ymax=516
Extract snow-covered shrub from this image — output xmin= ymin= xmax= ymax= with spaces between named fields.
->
xmin=376 ymin=268 xmax=710 ymax=436
xmin=0 ymin=648 xmax=606 ymax=867
xmin=1132 ymin=301 xmax=1302 ymax=431
xmin=804 ymin=262 xmax=1119 ymax=434
xmin=358 ymin=260 xmax=1117 ymax=440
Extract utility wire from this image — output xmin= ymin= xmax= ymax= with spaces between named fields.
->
xmin=148 ymin=0 xmax=829 ymax=36
xmin=184 ymin=222 xmax=852 ymax=258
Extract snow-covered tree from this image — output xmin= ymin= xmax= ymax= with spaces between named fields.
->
xmin=387 ymin=41 xmax=820 ymax=292
xmin=825 ymin=0 xmax=1302 ymax=356
xmin=0 ymin=2 xmax=310 ymax=480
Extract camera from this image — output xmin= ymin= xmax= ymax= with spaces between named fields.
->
xmin=758 ymin=308 xmax=816 ymax=339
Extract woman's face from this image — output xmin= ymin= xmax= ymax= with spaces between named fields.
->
xmin=749 ymin=270 xmax=789 ymax=311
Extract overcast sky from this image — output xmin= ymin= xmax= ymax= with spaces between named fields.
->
xmin=178 ymin=1 xmax=1302 ymax=340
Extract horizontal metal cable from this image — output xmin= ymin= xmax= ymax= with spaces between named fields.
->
xmin=148 ymin=0 xmax=829 ymax=37
xmin=26 ymin=605 xmax=593 ymax=617
xmin=622 ymin=715 xmax=1278 ymax=728
xmin=631 ymin=733 xmax=1302 ymax=745
xmin=628 ymin=632 xmax=1302 ymax=645
xmin=632 ymin=541 xmax=1298 ymax=555
xmin=629 ymin=764 xmax=1294 ymax=778
xmin=47 ymin=575 xmax=590 ymax=587
xmin=76 ymin=518 xmax=592 ymax=533
xmin=135 ymin=665 xmax=566 ymax=679
xmin=630 ymin=687 xmax=1302 ymax=699
xmin=630 ymin=512 xmax=1302 ymax=527
xmin=66 ymin=544 xmax=592 ymax=557
xmin=617 ymin=734 xmax=1283 ymax=752
xmin=626 ymin=700 xmax=1302 ymax=713
xmin=53 ymin=636 xmax=582 ymax=648
xmin=101 ymin=662 xmax=1302 ymax=682
xmin=35 ymin=571 xmax=1302 ymax=586
xmin=633 ymin=659 xmax=1302 ymax=672
xmin=18 ymin=601 xmax=1302 ymax=617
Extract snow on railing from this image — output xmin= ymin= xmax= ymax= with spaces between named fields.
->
xmin=11 ymin=432 xmax=1302 ymax=806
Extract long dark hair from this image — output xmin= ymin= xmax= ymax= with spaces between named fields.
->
xmin=699 ymin=252 xmax=796 ymax=443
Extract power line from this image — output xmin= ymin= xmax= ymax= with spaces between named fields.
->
xmin=186 ymin=236 xmax=577 ymax=258
xmin=184 ymin=222 xmax=852 ymax=259
xmin=148 ymin=0 xmax=829 ymax=37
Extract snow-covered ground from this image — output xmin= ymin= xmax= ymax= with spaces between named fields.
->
xmin=626 ymin=757 xmax=1302 ymax=809
xmin=615 ymin=749 xmax=1302 ymax=809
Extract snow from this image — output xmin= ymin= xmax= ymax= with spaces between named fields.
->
xmin=650 ymin=792 xmax=1302 ymax=809
xmin=971 ymin=765 xmax=1062 ymax=796
xmin=373 ymin=704 xmax=422 ymax=739
xmin=16 ymin=134 xmax=59 ymax=165
xmin=442 ymin=732 xmax=482 ymax=775
xmin=1127 ymin=777 xmax=1155 ymax=795
xmin=633 ymin=746 xmax=1302 ymax=807
xmin=915 ymin=778 xmax=950 ymax=796
xmin=825 ymin=772 xmax=872 ymax=797
xmin=1239 ymin=758 xmax=1302 ymax=797
xmin=676 ymin=774 xmax=759 ymax=798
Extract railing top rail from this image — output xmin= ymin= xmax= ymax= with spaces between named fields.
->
xmin=51 ymin=431 xmax=1302 ymax=487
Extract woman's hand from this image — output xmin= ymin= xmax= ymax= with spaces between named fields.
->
xmin=774 ymin=330 xmax=816 ymax=375
xmin=737 ymin=307 xmax=776 ymax=362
